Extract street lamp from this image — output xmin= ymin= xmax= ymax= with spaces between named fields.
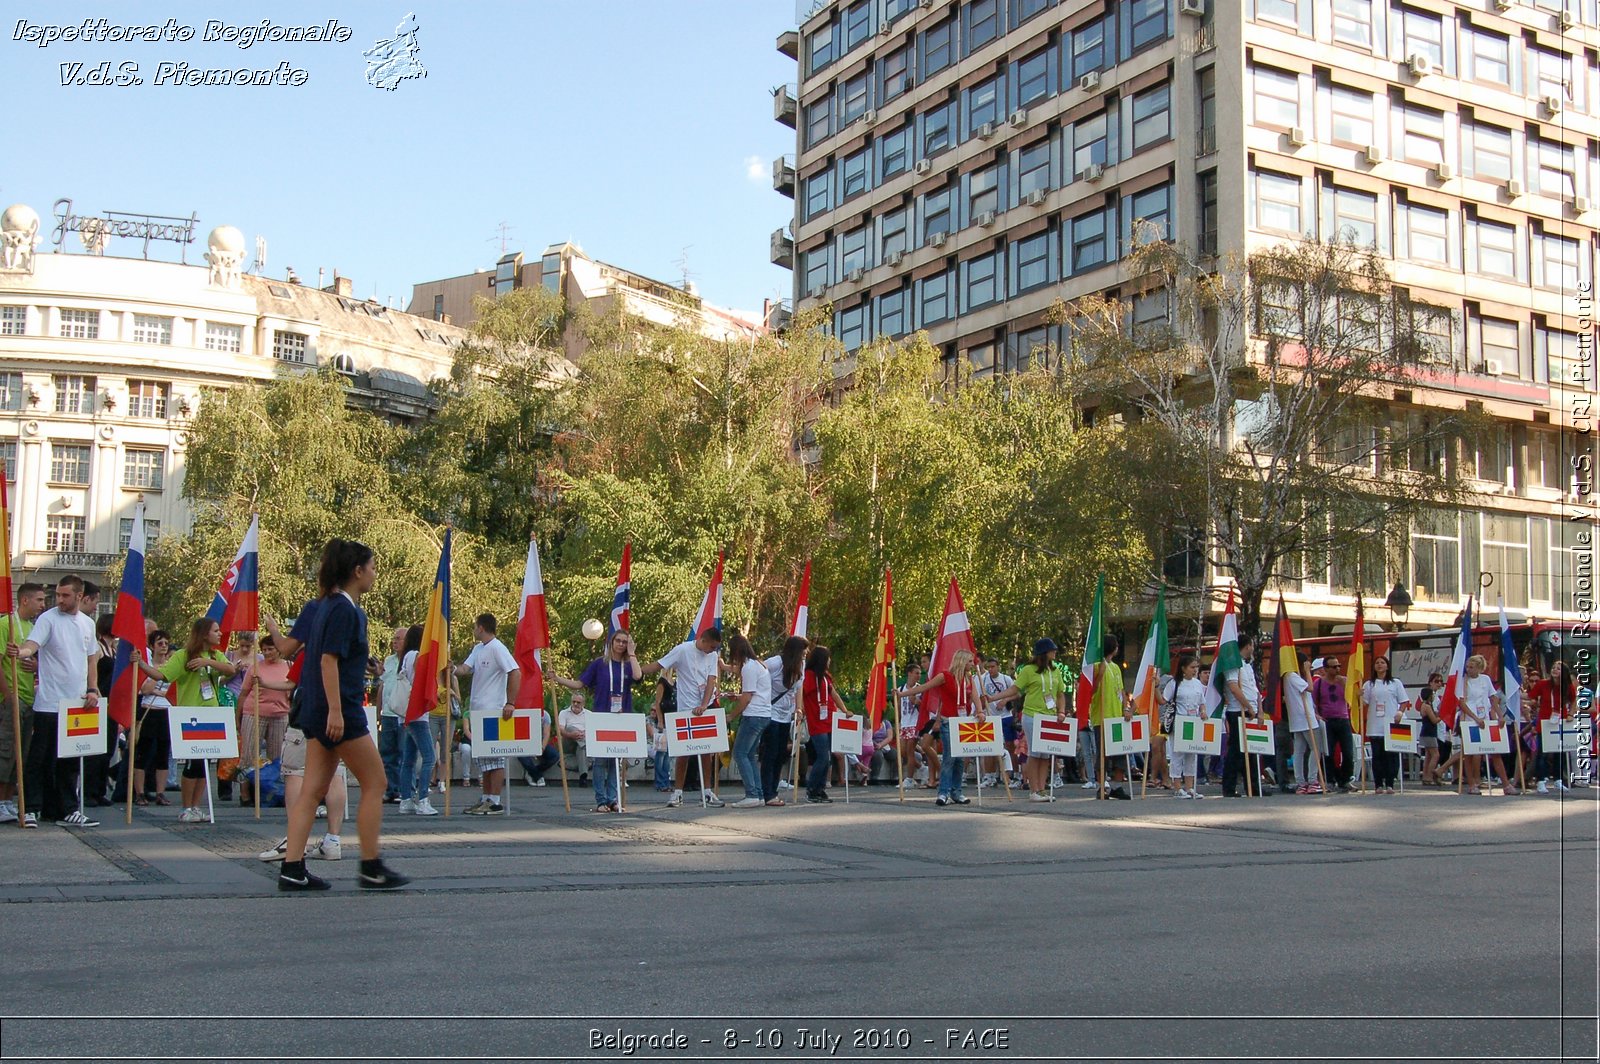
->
xmin=1384 ymin=582 xmax=1413 ymax=627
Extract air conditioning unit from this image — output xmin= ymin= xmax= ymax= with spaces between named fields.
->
xmin=807 ymin=284 xmax=827 ymax=299
xmin=879 ymin=21 xmax=893 ymax=36
xmin=919 ymin=0 xmax=934 ymax=7
xmin=975 ymin=210 xmax=996 ymax=228
xmin=1180 ymin=0 xmax=1205 ymax=15
xmin=884 ymin=250 xmax=905 ymax=266
xmin=977 ymin=121 xmax=996 ymax=139
xmin=1543 ymin=95 xmax=1564 ymax=115
xmin=846 ymin=267 xmax=865 ymax=283
xmin=1084 ymin=162 xmax=1105 ymax=182
xmin=915 ymin=158 xmax=933 ymax=175
xmin=1024 ymin=188 xmax=1047 ymax=206
xmin=1365 ymin=144 xmax=1384 ymax=164
xmin=1575 ymin=195 xmax=1594 ymax=213
xmin=862 ymin=109 xmax=878 ymax=126
xmin=1560 ymin=11 xmax=1577 ymax=29
xmin=1435 ymin=161 xmax=1454 ymax=180
xmin=929 ymin=231 xmax=948 ymax=248
xmin=1008 ymin=108 xmax=1028 ymax=128
xmin=1505 ymin=178 xmax=1525 ymax=198
xmin=1483 ymin=358 xmax=1505 ymax=376
xmin=1407 ymin=53 xmax=1433 ymax=77
xmin=1288 ymin=126 xmax=1308 ymax=147
xmin=1079 ymin=71 xmax=1101 ymax=93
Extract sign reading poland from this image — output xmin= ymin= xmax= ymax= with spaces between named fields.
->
xmin=588 ymin=713 xmax=649 ymax=759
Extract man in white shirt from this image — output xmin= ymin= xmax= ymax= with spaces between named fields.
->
xmin=641 ymin=626 xmax=724 ymax=807
xmin=453 ymin=613 xmax=521 ymax=815
xmin=10 ymin=576 xmax=100 ymax=827
xmin=977 ymin=657 xmax=1014 ymax=789
xmin=1285 ymin=659 xmax=1322 ymax=793
xmin=1221 ymin=635 xmax=1265 ymax=799
xmin=377 ymin=627 xmax=406 ymax=803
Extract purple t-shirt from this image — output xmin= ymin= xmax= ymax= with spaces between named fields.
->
xmin=1311 ymin=676 xmax=1350 ymax=721
xmin=578 ymin=656 xmax=634 ymax=714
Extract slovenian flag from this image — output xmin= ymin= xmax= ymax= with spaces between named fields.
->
xmin=790 ymin=559 xmax=811 ymax=639
xmin=107 ymin=500 xmax=149 ymax=730
xmin=1074 ymin=574 xmax=1106 ymax=727
xmin=1206 ymin=586 xmax=1241 ymax=719
xmin=405 ymin=529 xmax=452 ymax=722
xmin=606 ymin=542 xmax=631 ymax=641
xmin=481 ymin=715 xmax=531 ymax=743
xmin=513 ymin=536 xmax=550 ymax=711
xmin=688 ymin=552 xmax=725 ymax=641
xmin=206 ymin=514 xmax=260 ymax=647
xmin=181 ymin=718 xmax=228 ymax=741
xmin=1498 ymin=600 xmax=1523 ymax=722
xmin=925 ymin=577 xmax=978 ymax=721
xmin=863 ymin=568 xmax=894 ymax=731
xmin=1130 ymin=586 xmax=1168 ymax=717
xmin=1437 ymin=598 xmax=1473 ymax=730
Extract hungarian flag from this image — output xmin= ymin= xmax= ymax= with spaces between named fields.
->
xmin=924 ymin=577 xmax=978 ymax=721
xmin=1240 ymin=718 xmax=1274 ymax=753
xmin=1345 ymin=596 xmax=1367 ymax=734
xmin=1263 ymin=597 xmax=1297 ymax=723
xmin=1130 ymin=586 xmax=1168 ymax=717
xmin=1498 ymin=601 xmax=1523 ymax=721
xmin=0 ymin=471 xmax=12 ymax=613
xmin=606 ymin=542 xmax=631 ymax=641
xmin=863 ymin=569 xmax=894 ymax=731
xmin=687 ymin=552 xmax=725 ymax=641
xmin=1074 ymin=574 xmax=1106 ymax=727
xmin=206 ymin=514 xmax=260 ymax=647
xmin=405 ymin=529 xmax=452 ymax=722
xmin=107 ymin=500 xmax=149 ymax=730
xmin=1205 ymin=586 xmax=1241 ymax=719
xmin=513 ymin=536 xmax=550 ymax=711
xmin=1436 ymin=598 xmax=1473 ymax=731
xmin=790 ymin=559 xmax=811 ymax=638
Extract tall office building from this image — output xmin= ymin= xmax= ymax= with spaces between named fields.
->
xmin=771 ymin=0 xmax=1597 ymax=632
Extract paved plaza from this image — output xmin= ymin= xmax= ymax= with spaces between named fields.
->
xmin=0 ymin=781 xmax=1595 ymax=1063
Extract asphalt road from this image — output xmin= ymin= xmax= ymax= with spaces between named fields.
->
xmin=0 ymin=779 xmax=1595 ymax=1064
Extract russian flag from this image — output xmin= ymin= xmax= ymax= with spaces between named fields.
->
xmin=790 ymin=559 xmax=811 ymax=639
xmin=606 ymin=542 xmax=631 ymax=641
xmin=1437 ymin=598 xmax=1474 ymax=731
xmin=206 ymin=514 xmax=259 ymax=645
xmin=1498 ymin=600 xmax=1523 ymax=721
xmin=513 ymin=535 xmax=549 ymax=711
xmin=687 ymin=552 xmax=724 ymax=641
xmin=107 ymin=501 xmax=149 ymax=730
xmin=405 ymin=529 xmax=452 ymax=722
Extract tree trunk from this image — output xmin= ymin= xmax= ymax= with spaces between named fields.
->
xmin=1238 ymin=583 xmax=1266 ymax=643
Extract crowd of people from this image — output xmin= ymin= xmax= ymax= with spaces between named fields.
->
xmin=1 ymin=546 xmax=1593 ymax=894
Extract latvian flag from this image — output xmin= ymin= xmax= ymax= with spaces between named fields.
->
xmin=1037 ymin=718 xmax=1075 ymax=744
xmin=675 ymin=714 xmax=720 ymax=742
xmin=924 ymin=577 xmax=978 ymax=721
xmin=790 ymin=559 xmax=811 ymax=639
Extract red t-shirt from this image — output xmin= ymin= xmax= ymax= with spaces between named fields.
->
xmin=935 ymin=669 xmax=973 ymax=718
xmin=1527 ymin=679 xmax=1573 ymax=720
xmin=803 ymin=671 xmax=835 ymax=735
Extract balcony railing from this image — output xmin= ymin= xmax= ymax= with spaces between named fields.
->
xmin=773 ymin=84 xmax=798 ymax=128
xmin=773 ymin=154 xmax=797 ymax=196
xmin=23 ymin=550 xmax=118 ymax=571
xmin=1194 ymin=21 xmax=1215 ymax=53
xmin=1198 ymin=125 xmax=1216 ymax=156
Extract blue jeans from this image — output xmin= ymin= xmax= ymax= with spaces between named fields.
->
xmin=399 ymin=719 xmax=437 ymax=802
xmin=378 ymin=714 xmax=403 ymax=797
xmin=732 ymin=716 xmax=770 ymax=799
xmin=805 ymin=733 xmax=832 ymax=794
xmin=591 ymin=756 xmax=618 ymax=807
xmin=938 ymin=720 xmax=964 ymax=799
xmin=653 ymin=750 xmax=672 ymax=790
xmin=518 ymin=746 xmax=559 ymax=783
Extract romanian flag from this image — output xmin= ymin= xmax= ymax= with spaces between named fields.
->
xmin=1436 ymin=599 xmax=1473 ymax=730
xmin=1206 ymin=586 xmax=1241 ymax=719
xmin=606 ymin=542 xmax=631 ymax=641
xmin=687 ymin=552 xmax=725 ymax=641
xmin=863 ymin=569 xmax=894 ymax=731
xmin=107 ymin=500 xmax=149 ymax=730
xmin=675 ymin=714 xmax=720 ymax=741
xmin=925 ymin=577 xmax=978 ymax=721
xmin=513 ymin=536 xmax=550 ymax=711
xmin=958 ymin=719 xmax=995 ymax=744
xmin=482 ymin=714 xmax=531 ymax=743
xmin=790 ymin=559 xmax=811 ymax=639
xmin=405 ymin=529 xmax=452 ymax=722
xmin=1074 ymin=574 xmax=1106 ymax=727
xmin=66 ymin=709 xmax=99 ymax=737
xmin=0 ymin=469 xmax=12 ymax=613
xmin=1130 ymin=586 xmax=1168 ymax=717
xmin=206 ymin=514 xmax=260 ymax=648
xmin=181 ymin=718 xmax=228 ymax=741
xmin=1263 ymin=597 xmax=1297 ymax=723
xmin=1345 ymin=596 xmax=1367 ymax=735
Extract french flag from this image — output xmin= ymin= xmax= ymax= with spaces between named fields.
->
xmin=513 ymin=535 xmax=550 ymax=711
xmin=687 ymin=552 xmax=724 ymax=641
xmin=206 ymin=514 xmax=259 ymax=645
xmin=790 ymin=559 xmax=811 ymax=639
xmin=606 ymin=542 xmax=631 ymax=641
xmin=1437 ymin=598 xmax=1474 ymax=731
xmin=107 ymin=501 xmax=149 ymax=730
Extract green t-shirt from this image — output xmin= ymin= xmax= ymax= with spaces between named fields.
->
xmin=1015 ymin=663 xmax=1067 ymax=716
xmin=0 ymin=614 xmax=36 ymax=704
xmin=160 ymin=648 xmax=228 ymax=707
xmin=1089 ymin=660 xmax=1125 ymax=726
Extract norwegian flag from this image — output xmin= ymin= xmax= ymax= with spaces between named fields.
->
xmin=790 ymin=559 xmax=811 ymax=639
xmin=513 ymin=536 xmax=550 ymax=711
xmin=674 ymin=713 xmax=720 ymax=741
xmin=607 ymin=542 xmax=631 ymax=641
xmin=1436 ymin=598 xmax=1473 ymax=730
xmin=688 ymin=552 xmax=725 ymax=641
xmin=205 ymin=514 xmax=260 ymax=646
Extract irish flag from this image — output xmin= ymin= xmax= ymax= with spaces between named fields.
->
xmin=1130 ymin=586 xmax=1168 ymax=717
xmin=1206 ymin=586 xmax=1240 ymax=719
xmin=863 ymin=569 xmax=894 ymax=731
xmin=790 ymin=559 xmax=811 ymax=639
xmin=924 ymin=577 xmax=978 ymax=721
xmin=1177 ymin=717 xmax=1220 ymax=746
xmin=513 ymin=536 xmax=550 ymax=711
xmin=405 ymin=529 xmax=452 ymax=722
xmin=1074 ymin=574 xmax=1106 ymax=727
xmin=1345 ymin=596 xmax=1367 ymax=734
xmin=1436 ymin=599 xmax=1473 ymax=731
xmin=688 ymin=552 xmax=725 ymax=641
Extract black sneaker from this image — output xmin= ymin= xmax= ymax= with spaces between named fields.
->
xmin=806 ymin=791 xmax=832 ymax=804
xmin=277 ymin=862 xmax=331 ymax=892
xmin=1109 ymin=787 xmax=1131 ymax=801
xmin=951 ymin=794 xmax=971 ymax=805
xmin=935 ymin=795 xmax=951 ymax=806
xmin=358 ymin=859 xmax=411 ymax=890
xmin=1223 ymin=792 xmax=1242 ymax=799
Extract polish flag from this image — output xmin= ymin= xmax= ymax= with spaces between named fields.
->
xmin=513 ymin=536 xmax=550 ymax=711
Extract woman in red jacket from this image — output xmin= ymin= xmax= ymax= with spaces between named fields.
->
xmin=1529 ymin=660 xmax=1576 ymax=793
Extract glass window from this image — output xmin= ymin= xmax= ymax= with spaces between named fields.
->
xmin=804 ymin=246 xmax=831 ymax=293
xmin=843 ymin=1 xmax=871 ymax=51
xmin=840 ymin=148 xmax=870 ymax=201
xmin=1480 ymin=317 xmax=1520 ymax=375
xmin=1014 ymin=231 xmax=1052 ymax=291
xmin=964 ymin=0 xmax=1000 ymax=54
xmin=881 ymin=207 xmax=910 ymax=259
xmin=966 ymin=75 xmax=1002 ymax=134
xmin=46 ymin=515 xmax=85 ymax=554
xmin=1072 ymin=111 xmax=1109 ymax=175
xmin=1071 ymin=210 xmax=1109 ymax=272
xmin=50 ymin=442 xmax=91 ymax=484
xmin=1014 ymin=0 xmax=1053 ymax=23
xmin=879 ymin=47 xmax=911 ymax=103
xmin=805 ymin=170 xmax=832 ymax=221
xmin=1018 ymin=139 xmax=1051 ymax=197
xmin=922 ymin=100 xmax=955 ymax=158
xmin=1198 ymin=169 xmax=1219 ymax=254
xmin=1399 ymin=202 xmax=1449 ymax=263
xmin=0 ymin=439 xmax=14 ymax=480
xmin=838 ymin=303 xmax=868 ymax=351
xmin=1129 ymin=184 xmax=1172 ymax=242
xmin=806 ymin=97 xmax=833 ymax=149
xmin=1254 ymin=66 xmax=1299 ymax=128
xmin=1132 ymin=83 xmax=1170 ymax=149
xmin=878 ymin=288 xmax=909 ymax=338
xmin=132 ymin=314 xmax=171 ymax=345
xmin=962 ymin=249 xmax=1002 ymax=311
xmin=1131 ymin=0 xmax=1167 ymax=50
xmin=1006 ymin=326 xmax=1053 ymax=372
xmin=1329 ymin=186 xmax=1378 ymax=246
xmin=1253 ymin=170 xmax=1302 ymax=233
xmin=968 ymin=165 xmax=1000 ymax=218
xmin=1531 ymin=46 xmax=1572 ymax=104
xmin=878 ymin=125 xmax=910 ymax=181
xmin=1544 ymin=327 xmax=1591 ymax=388
xmin=840 ymin=72 xmax=870 ymax=125
xmin=968 ymin=343 xmax=997 ymax=380
xmin=205 ymin=321 xmax=243 ymax=352
xmin=1399 ymin=105 xmax=1445 ymax=166
xmin=1536 ymin=231 xmax=1582 ymax=291
xmin=808 ymin=23 xmax=836 ymax=74
xmin=1400 ymin=7 xmax=1443 ymax=66
xmin=1257 ymin=0 xmax=1298 ymax=28
xmin=119 ymin=517 xmax=161 ymax=551
xmin=272 ymin=331 xmax=308 ymax=363
xmin=0 ymin=372 xmax=21 ymax=412
xmin=127 ymin=380 xmax=169 ymax=419
xmin=921 ymin=18 xmax=955 ymax=76
xmin=1469 ymin=29 xmax=1510 ymax=86
xmin=1016 ymin=47 xmax=1050 ymax=107
xmin=924 ymin=187 xmax=954 ymax=241
xmin=840 ymin=227 xmax=869 ymax=276
xmin=1534 ymin=138 xmax=1576 ymax=198
xmin=1072 ymin=19 xmax=1105 ymax=78
xmin=123 ymin=448 xmax=165 ymax=490
xmin=1481 ymin=513 xmax=1530 ymax=609
xmin=1328 ymin=85 xmax=1373 ymax=147
xmin=1409 ymin=511 xmax=1461 ymax=602
xmin=1471 ymin=218 xmax=1518 ymax=279
xmin=1331 ymin=0 xmax=1373 ymax=48
xmin=1467 ymin=123 xmax=1513 ymax=182
xmin=58 ymin=308 xmax=99 ymax=339
xmin=53 ymin=374 xmax=95 ymax=414
xmin=0 ymin=306 xmax=25 ymax=335
xmin=920 ymin=269 xmax=954 ymax=325
xmin=1198 ymin=67 xmax=1216 ymax=150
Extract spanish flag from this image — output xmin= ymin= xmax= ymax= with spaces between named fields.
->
xmin=1345 ymin=596 xmax=1366 ymax=735
xmin=863 ymin=569 xmax=894 ymax=731
xmin=66 ymin=709 xmax=100 ymax=737
xmin=405 ymin=529 xmax=452 ymax=722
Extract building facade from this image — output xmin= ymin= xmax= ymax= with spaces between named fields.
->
xmin=0 ymin=205 xmax=466 ymax=593
xmin=772 ymin=0 xmax=1598 ymax=632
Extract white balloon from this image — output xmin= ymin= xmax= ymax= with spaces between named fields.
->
xmin=581 ymin=618 xmax=604 ymax=641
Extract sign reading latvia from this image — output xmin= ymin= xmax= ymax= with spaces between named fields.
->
xmin=1386 ymin=717 xmax=1421 ymax=754
xmin=831 ymin=713 xmax=864 ymax=755
xmin=168 ymin=706 xmax=239 ymax=759
xmin=1027 ymin=714 xmax=1077 ymax=757
xmin=470 ymin=708 xmax=542 ymax=757
xmin=666 ymin=708 xmax=728 ymax=757
xmin=56 ymin=703 xmax=106 ymax=759
xmin=1169 ymin=715 xmax=1222 ymax=756
xmin=1460 ymin=721 xmax=1510 ymax=754
xmin=949 ymin=716 xmax=1002 ymax=757
xmin=1238 ymin=717 xmax=1276 ymax=755
xmin=1541 ymin=716 xmax=1588 ymax=753
xmin=587 ymin=712 xmax=649 ymax=759
xmin=1102 ymin=715 xmax=1150 ymax=756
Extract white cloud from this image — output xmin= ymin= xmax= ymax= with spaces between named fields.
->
xmin=744 ymin=155 xmax=765 ymax=182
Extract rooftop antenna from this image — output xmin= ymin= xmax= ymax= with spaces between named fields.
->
xmin=253 ymin=236 xmax=266 ymax=273
xmin=488 ymin=222 xmax=515 ymax=253
xmin=674 ymin=245 xmax=695 ymax=290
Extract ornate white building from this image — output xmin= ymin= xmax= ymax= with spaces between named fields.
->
xmin=0 ymin=203 xmax=467 ymax=593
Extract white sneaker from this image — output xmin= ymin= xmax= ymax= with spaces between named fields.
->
xmin=702 ymin=790 xmax=725 ymax=807
xmin=315 ymin=804 xmax=327 ymax=819
xmin=1537 ymin=780 xmax=1550 ymax=794
xmin=1555 ymin=779 xmax=1570 ymax=792
xmin=1008 ymin=774 xmax=1024 ymax=789
xmin=778 ymin=780 xmax=793 ymax=791
xmin=0 ymin=800 xmax=16 ymax=823
xmin=1029 ymin=792 xmax=1054 ymax=802
xmin=258 ymin=836 xmax=289 ymax=861
xmin=732 ymin=797 xmax=764 ymax=808
xmin=177 ymin=807 xmax=203 ymax=823
xmin=981 ymin=774 xmax=999 ymax=788
xmin=533 ymin=778 xmax=546 ymax=787
xmin=1081 ymin=780 xmax=1098 ymax=790
xmin=312 ymin=836 xmax=342 ymax=861
xmin=398 ymin=798 xmax=416 ymax=814
xmin=1191 ymin=790 xmax=1205 ymax=800
xmin=1050 ymin=775 xmax=1065 ymax=789
xmin=413 ymin=799 xmax=439 ymax=816
xmin=900 ymin=778 xmax=917 ymax=789
xmin=1176 ymin=788 xmax=1192 ymax=799
xmin=58 ymin=810 xmax=99 ymax=827
xmin=22 ymin=812 xmax=37 ymax=828
xmin=666 ymin=791 xmax=683 ymax=807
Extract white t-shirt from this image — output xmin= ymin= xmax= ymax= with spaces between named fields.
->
xmin=558 ymin=706 xmax=588 ymax=744
xmin=1284 ymin=671 xmax=1317 ymax=732
xmin=1461 ymin=673 xmax=1497 ymax=725
xmin=1224 ymin=661 xmax=1259 ymax=716
xmin=658 ymin=640 xmax=720 ymax=711
xmin=464 ymin=637 xmax=519 ymax=713
xmin=764 ymin=655 xmax=799 ymax=724
xmin=1173 ymin=677 xmax=1206 ymax=717
xmin=1362 ymin=677 xmax=1409 ymax=736
xmin=29 ymin=607 xmax=95 ymax=714
xmin=738 ymin=657 xmax=773 ymax=719
xmin=979 ymin=671 xmax=1013 ymax=719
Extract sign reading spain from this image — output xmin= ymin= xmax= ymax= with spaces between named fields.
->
xmin=56 ymin=703 xmax=105 ymax=759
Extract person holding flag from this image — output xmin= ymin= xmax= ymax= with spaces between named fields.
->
xmin=454 ymin=613 xmax=522 ymax=815
xmin=1498 ymin=603 xmax=1529 ymax=792
xmin=1311 ymin=656 xmax=1355 ymax=792
xmin=1529 ymin=660 xmax=1577 ymax=792
xmin=551 ymin=628 xmax=640 ymax=812
xmin=0 ymin=582 xmax=45 ymax=826
xmin=798 ymin=645 xmax=849 ymax=803
xmin=1074 ymin=575 xmax=1108 ymax=792
xmin=1284 ymin=656 xmax=1322 ymax=795
xmin=13 ymin=576 xmax=101 ymax=828
xmin=1219 ymin=634 xmax=1264 ymax=799
xmin=1456 ymin=654 xmax=1505 ymax=796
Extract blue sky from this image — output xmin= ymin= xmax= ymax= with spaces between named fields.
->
xmin=1 ymin=1 xmax=798 ymax=318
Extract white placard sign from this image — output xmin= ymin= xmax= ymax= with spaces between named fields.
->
xmin=1541 ymin=717 xmax=1588 ymax=753
xmin=470 ymin=708 xmax=542 ymax=757
xmin=1460 ymin=721 xmax=1511 ymax=755
xmin=56 ymin=703 xmax=106 ymax=759
xmin=168 ymin=706 xmax=239 ymax=760
xmin=666 ymin=708 xmax=729 ymax=757
xmin=587 ymin=712 xmax=649 ymax=759
xmin=1027 ymin=714 xmax=1077 ymax=757
xmin=831 ymin=713 xmax=864 ymax=755
xmin=1385 ymin=717 xmax=1421 ymax=754
xmin=1102 ymin=715 xmax=1151 ymax=756
xmin=1169 ymin=715 xmax=1223 ymax=756
xmin=948 ymin=716 xmax=1003 ymax=757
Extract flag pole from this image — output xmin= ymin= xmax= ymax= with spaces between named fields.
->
xmin=251 ymin=658 xmax=262 ymax=820
xmin=7 ymin=622 xmax=23 ymax=830
xmin=891 ymin=660 xmax=904 ymax=804
xmin=124 ymin=667 xmax=139 ymax=824
xmin=1096 ymin=716 xmax=1106 ymax=800
xmin=441 ymin=670 xmax=453 ymax=817
xmin=554 ymin=679 xmax=571 ymax=813
xmin=203 ymin=758 xmax=215 ymax=824
xmin=1307 ymin=719 xmax=1330 ymax=797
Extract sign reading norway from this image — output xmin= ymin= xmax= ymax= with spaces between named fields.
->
xmin=469 ymin=709 xmax=541 ymax=757
xmin=168 ymin=707 xmax=238 ymax=760
xmin=665 ymin=709 xmax=728 ymax=757
xmin=56 ymin=703 xmax=105 ymax=759
xmin=586 ymin=713 xmax=649 ymax=760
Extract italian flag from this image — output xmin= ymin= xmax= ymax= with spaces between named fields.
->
xmin=1073 ymin=574 xmax=1105 ymax=727
xmin=1130 ymin=586 xmax=1169 ymax=719
xmin=1205 ymin=586 xmax=1241 ymax=719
